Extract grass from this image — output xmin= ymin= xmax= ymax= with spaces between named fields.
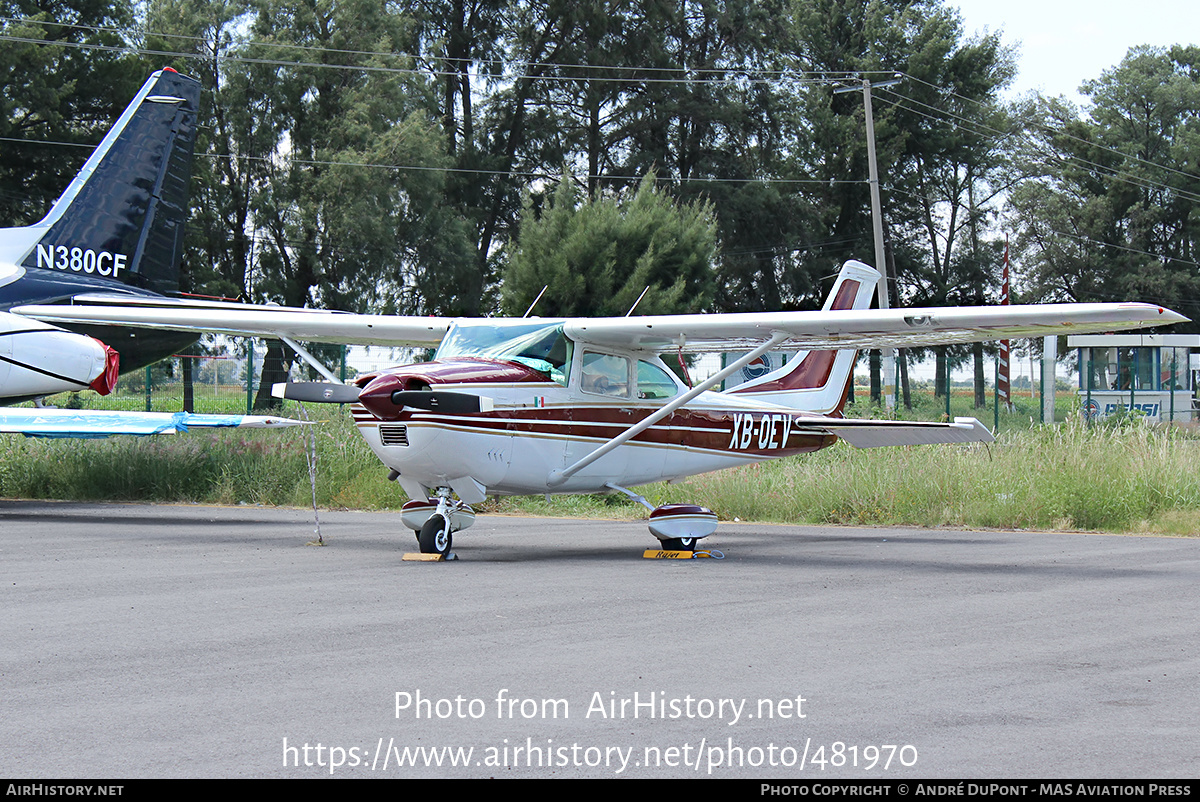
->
xmin=4 ymin=389 xmax=1198 ymax=536
xmin=660 ymin=420 xmax=1200 ymax=534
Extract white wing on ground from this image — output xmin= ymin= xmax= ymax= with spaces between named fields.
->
xmin=0 ymin=408 xmax=308 ymax=438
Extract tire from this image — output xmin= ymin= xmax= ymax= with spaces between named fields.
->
xmin=418 ymin=514 xmax=453 ymax=556
xmin=659 ymin=537 xmax=696 ymax=552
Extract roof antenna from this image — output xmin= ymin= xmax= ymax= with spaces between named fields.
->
xmin=523 ymin=285 xmax=548 ymax=318
xmin=625 ymin=286 xmax=650 ymax=316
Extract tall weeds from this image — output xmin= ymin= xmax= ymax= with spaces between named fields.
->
xmin=1 ymin=409 xmax=1196 ymax=534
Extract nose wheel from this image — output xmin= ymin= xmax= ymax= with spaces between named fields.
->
xmin=418 ymin=514 xmax=453 ymax=556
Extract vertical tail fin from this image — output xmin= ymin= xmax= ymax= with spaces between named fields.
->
xmin=726 ymin=260 xmax=879 ymax=414
xmin=6 ymin=69 xmax=201 ymax=296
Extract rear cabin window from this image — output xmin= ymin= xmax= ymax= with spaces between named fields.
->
xmin=637 ymin=360 xmax=679 ymax=400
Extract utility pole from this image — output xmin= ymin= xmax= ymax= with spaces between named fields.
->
xmin=835 ymin=75 xmax=900 ymax=408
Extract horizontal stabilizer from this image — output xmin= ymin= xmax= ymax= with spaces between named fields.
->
xmin=798 ymin=416 xmax=994 ymax=448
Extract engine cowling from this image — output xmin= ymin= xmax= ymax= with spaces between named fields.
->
xmin=357 ymin=373 xmax=419 ymax=421
xmin=0 ymin=312 xmax=119 ymax=398
xmin=356 ymin=359 xmax=545 ymax=420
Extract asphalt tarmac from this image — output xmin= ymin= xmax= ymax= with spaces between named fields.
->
xmin=2 ymin=499 xmax=1196 ymax=779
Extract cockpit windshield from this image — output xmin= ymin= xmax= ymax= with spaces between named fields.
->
xmin=436 ymin=321 xmax=573 ymax=385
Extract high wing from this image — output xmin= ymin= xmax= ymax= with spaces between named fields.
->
xmin=13 ymin=294 xmax=452 ymax=348
xmin=12 ymin=260 xmax=1186 ymax=351
xmin=565 ymin=301 xmax=1187 ymax=352
xmin=0 ymin=407 xmax=307 ymax=438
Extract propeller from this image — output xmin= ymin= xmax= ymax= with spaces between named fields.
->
xmin=271 ymin=382 xmax=494 ymax=414
xmin=391 ymin=390 xmax=494 ymax=414
xmin=271 ymin=382 xmax=361 ymax=404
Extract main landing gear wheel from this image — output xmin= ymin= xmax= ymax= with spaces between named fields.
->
xmin=659 ymin=537 xmax=696 ymax=552
xmin=418 ymin=514 xmax=453 ymax=556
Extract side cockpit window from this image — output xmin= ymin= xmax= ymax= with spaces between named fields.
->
xmin=508 ymin=326 xmax=573 ymax=386
xmin=581 ymin=352 xmax=630 ymax=397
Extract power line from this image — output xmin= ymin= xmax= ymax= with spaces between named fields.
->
xmin=7 ymin=15 xmax=1200 ymax=280
xmin=0 ymin=18 xmax=883 ymax=85
xmin=876 ymin=82 xmax=1200 ymax=206
xmin=6 ymin=15 xmax=1196 ymax=201
xmin=899 ymin=69 xmax=1200 ymax=185
xmin=1034 ymin=228 xmax=1200 ymax=271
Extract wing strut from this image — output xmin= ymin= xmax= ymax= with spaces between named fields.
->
xmin=547 ymin=330 xmax=791 ymax=487
xmin=282 ymin=336 xmax=344 ymax=385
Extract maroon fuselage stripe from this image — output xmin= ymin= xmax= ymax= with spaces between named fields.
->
xmin=355 ymin=404 xmax=835 ymax=457
xmin=352 ymin=355 xmax=840 ymax=457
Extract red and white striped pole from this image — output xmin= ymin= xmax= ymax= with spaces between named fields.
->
xmin=998 ymin=236 xmax=1012 ymax=412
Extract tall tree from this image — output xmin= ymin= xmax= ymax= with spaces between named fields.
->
xmin=500 ymin=172 xmax=717 ymax=317
xmin=1010 ymin=45 xmax=1200 ymax=329
xmin=140 ymin=0 xmax=265 ymax=299
xmin=408 ymin=0 xmax=506 ymax=315
xmin=614 ymin=0 xmax=807 ymax=313
xmin=0 ymin=1 xmax=141 ymax=226
xmin=789 ymin=0 xmax=1017 ymax=400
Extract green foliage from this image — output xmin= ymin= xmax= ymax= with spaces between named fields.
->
xmin=1010 ymin=45 xmax=1200 ymax=327
xmin=501 ymin=172 xmax=717 ymax=316
xmin=0 ymin=1 xmax=141 ymax=225
xmin=224 ymin=0 xmax=451 ymax=315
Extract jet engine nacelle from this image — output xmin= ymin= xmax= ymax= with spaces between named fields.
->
xmin=0 ymin=311 xmax=118 ymax=399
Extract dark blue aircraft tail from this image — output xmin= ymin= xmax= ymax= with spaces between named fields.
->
xmin=6 ymin=68 xmax=201 ymax=297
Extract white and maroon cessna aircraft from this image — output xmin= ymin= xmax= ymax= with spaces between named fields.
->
xmin=18 ymin=259 xmax=1186 ymax=553
xmin=12 ymin=68 xmax=1182 ymax=544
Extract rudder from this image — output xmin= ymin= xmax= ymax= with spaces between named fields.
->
xmin=13 ymin=69 xmax=201 ymax=296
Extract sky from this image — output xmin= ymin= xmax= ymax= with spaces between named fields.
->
xmin=950 ymin=0 xmax=1200 ymax=106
